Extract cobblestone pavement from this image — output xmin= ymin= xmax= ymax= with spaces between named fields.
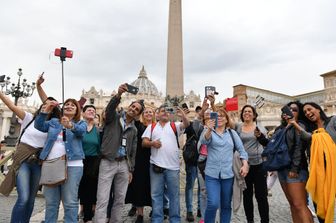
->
xmin=0 ymin=177 xmax=323 ymax=223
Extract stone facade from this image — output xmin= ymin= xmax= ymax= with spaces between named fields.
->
xmin=229 ymin=69 xmax=336 ymax=130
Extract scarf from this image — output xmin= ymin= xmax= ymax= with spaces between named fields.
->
xmin=306 ymin=128 xmax=336 ymax=222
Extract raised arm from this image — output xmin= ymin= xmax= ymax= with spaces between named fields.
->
xmin=105 ymin=84 xmax=128 ymax=124
xmin=0 ymin=91 xmax=25 ymax=120
xmin=176 ymin=107 xmax=190 ymax=130
xmin=36 ymin=73 xmax=48 ymax=102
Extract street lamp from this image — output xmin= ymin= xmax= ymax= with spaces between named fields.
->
xmin=0 ymin=68 xmax=36 ymax=146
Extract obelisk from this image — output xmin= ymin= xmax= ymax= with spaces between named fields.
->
xmin=166 ymin=0 xmax=184 ymax=97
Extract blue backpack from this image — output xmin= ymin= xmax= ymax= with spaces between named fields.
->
xmin=261 ymin=127 xmax=291 ymax=171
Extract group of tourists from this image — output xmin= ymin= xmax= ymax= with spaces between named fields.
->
xmin=0 ymin=76 xmax=335 ymax=223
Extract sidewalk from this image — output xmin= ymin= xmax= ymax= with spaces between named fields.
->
xmin=1 ymin=177 xmax=321 ymax=223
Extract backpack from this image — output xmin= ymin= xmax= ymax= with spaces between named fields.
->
xmin=151 ymin=122 xmax=179 ymax=148
xmin=183 ymin=121 xmax=203 ymax=166
xmin=261 ymin=127 xmax=291 ymax=171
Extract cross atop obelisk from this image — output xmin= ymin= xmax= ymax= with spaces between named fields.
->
xmin=166 ymin=0 xmax=184 ymax=97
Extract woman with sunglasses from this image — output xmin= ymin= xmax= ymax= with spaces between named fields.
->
xmin=277 ymin=101 xmax=313 ymax=223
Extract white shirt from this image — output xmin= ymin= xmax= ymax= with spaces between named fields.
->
xmin=142 ymin=122 xmax=183 ymax=170
xmin=47 ymin=131 xmax=83 ymax=167
xmin=18 ymin=112 xmax=47 ymax=149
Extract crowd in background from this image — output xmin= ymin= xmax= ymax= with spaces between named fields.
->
xmin=0 ymin=78 xmax=335 ymax=223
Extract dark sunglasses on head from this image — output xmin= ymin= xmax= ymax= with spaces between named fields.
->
xmin=290 ymin=108 xmax=298 ymax=112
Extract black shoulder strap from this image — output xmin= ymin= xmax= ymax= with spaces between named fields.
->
xmin=228 ymin=128 xmax=237 ymax=152
xmin=17 ymin=116 xmax=36 ymax=144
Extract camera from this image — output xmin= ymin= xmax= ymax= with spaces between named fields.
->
xmin=165 ymin=107 xmax=175 ymax=114
xmin=126 ymin=83 xmax=139 ymax=95
xmin=205 ymin=86 xmax=218 ymax=97
xmin=54 ymin=47 xmax=73 ymax=59
xmin=281 ymin=105 xmax=293 ymax=119
xmin=181 ymin=103 xmax=188 ymax=109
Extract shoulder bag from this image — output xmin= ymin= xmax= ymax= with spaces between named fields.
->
xmin=39 ymin=155 xmax=67 ymax=187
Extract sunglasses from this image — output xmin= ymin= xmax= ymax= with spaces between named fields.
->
xmin=290 ymin=108 xmax=298 ymax=112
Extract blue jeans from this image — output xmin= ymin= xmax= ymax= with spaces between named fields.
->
xmin=185 ymin=164 xmax=200 ymax=212
xmin=204 ymin=175 xmax=234 ymax=223
xmin=150 ymin=164 xmax=180 ymax=223
xmin=11 ymin=161 xmax=41 ymax=223
xmin=44 ymin=166 xmax=83 ymax=223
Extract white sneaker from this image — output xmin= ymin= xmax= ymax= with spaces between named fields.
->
xmin=307 ymin=205 xmax=317 ymax=218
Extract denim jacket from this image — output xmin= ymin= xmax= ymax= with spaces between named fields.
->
xmin=34 ymin=112 xmax=87 ymax=161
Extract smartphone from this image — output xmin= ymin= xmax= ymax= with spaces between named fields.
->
xmin=54 ymin=48 xmax=73 ymax=58
xmin=281 ymin=105 xmax=293 ymax=119
xmin=210 ymin=112 xmax=218 ymax=129
xmin=165 ymin=107 xmax=175 ymax=114
xmin=0 ymin=75 xmax=5 ymax=82
xmin=126 ymin=83 xmax=139 ymax=95
xmin=181 ymin=103 xmax=188 ymax=109
xmin=205 ymin=86 xmax=216 ymax=97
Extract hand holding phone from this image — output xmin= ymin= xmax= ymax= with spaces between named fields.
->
xmin=36 ymin=72 xmax=45 ymax=85
xmin=281 ymin=105 xmax=293 ymax=119
xmin=210 ymin=112 xmax=218 ymax=129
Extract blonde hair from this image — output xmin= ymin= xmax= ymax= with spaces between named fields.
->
xmin=218 ymin=108 xmax=234 ymax=129
xmin=140 ymin=107 xmax=156 ymax=126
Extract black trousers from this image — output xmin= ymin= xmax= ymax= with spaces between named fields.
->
xmin=78 ymin=156 xmax=100 ymax=222
xmin=243 ymin=163 xmax=269 ymax=223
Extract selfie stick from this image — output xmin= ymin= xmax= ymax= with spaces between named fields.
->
xmin=57 ymin=47 xmax=71 ymax=142
xmin=59 ymin=47 xmax=68 ymax=104
xmin=254 ymin=95 xmax=265 ymax=126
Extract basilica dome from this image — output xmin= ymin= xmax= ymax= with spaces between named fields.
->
xmin=130 ymin=66 xmax=160 ymax=96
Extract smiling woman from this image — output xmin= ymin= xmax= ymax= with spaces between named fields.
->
xmin=34 ymin=98 xmax=87 ymax=223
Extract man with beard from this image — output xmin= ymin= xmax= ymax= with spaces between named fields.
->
xmin=94 ymin=83 xmax=144 ymax=223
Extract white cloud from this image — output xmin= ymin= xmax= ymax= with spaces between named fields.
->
xmin=0 ymin=0 xmax=335 ymax=105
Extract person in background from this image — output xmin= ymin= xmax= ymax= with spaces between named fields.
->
xmin=184 ymin=105 xmax=202 ymax=222
xmin=35 ymin=98 xmax=86 ymax=223
xmin=236 ymin=105 xmax=269 ymax=223
xmin=266 ymin=171 xmax=278 ymax=196
xmin=78 ymin=105 xmax=101 ymax=223
xmin=200 ymin=107 xmax=249 ymax=223
xmin=126 ymin=106 xmax=155 ymax=223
